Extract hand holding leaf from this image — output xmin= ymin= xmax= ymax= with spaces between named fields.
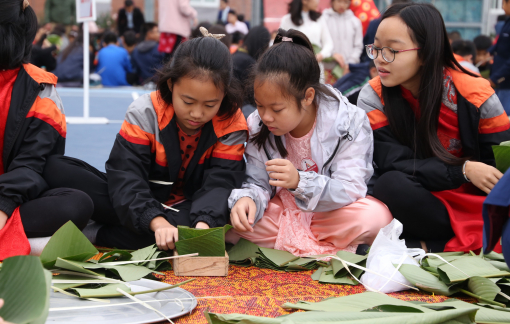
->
xmin=150 ymin=216 xmax=178 ymax=250
xmin=231 ymin=197 xmax=256 ymax=232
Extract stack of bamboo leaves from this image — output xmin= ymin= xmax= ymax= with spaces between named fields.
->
xmin=228 ymin=238 xmax=324 ymax=271
xmin=206 ymin=291 xmax=510 ymax=323
xmin=0 ymin=221 xmax=194 ymax=323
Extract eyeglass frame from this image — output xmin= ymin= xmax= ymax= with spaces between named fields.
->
xmin=365 ymin=44 xmax=421 ymax=63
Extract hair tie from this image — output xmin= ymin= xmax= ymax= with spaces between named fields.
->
xmin=22 ymin=0 xmax=29 ymax=11
xmin=200 ymin=27 xmax=225 ymax=40
xmin=282 ymin=37 xmax=293 ymax=42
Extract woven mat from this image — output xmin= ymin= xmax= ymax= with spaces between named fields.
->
xmin=153 ymin=265 xmax=472 ymax=324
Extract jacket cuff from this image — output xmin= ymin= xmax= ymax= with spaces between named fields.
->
xmin=290 ymin=171 xmax=311 ymax=201
xmin=447 ymin=165 xmax=467 ymax=188
xmin=0 ymin=195 xmax=18 ymax=218
xmin=192 ymin=215 xmax=217 ymax=228
xmin=139 ymin=207 xmax=166 ymax=234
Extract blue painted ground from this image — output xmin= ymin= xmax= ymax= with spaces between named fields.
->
xmin=58 ymin=88 xmax=151 ymax=172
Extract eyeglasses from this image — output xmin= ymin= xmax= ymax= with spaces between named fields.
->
xmin=365 ymin=44 xmax=421 ymax=63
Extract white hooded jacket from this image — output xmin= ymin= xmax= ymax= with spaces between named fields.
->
xmin=228 ymin=85 xmax=374 ymax=224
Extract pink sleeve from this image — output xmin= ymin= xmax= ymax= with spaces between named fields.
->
xmin=178 ymin=0 xmax=197 ymax=18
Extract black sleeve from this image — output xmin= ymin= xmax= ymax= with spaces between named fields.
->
xmin=188 ymin=131 xmax=247 ymax=228
xmin=106 ymin=134 xmax=166 ymax=234
xmin=373 ymin=126 xmax=466 ymax=191
xmin=0 ymin=119 xmax=65 ymax=216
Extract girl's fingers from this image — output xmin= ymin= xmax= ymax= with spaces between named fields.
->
xmin=231 ymin=210 xmax=246 ymax=232
xmin=488 ymin=173 xmax=500 ymax=187
xmin=268 ymin=172 xmax=286 ymax=180
xmin=238 ymin=208 xmax=253 ymax=232
xmin=266 ymin=165 xmax=286 ymax=173
xmin=494 ymin=169 xmax=504 ymax=180
xmin=265 ymin=159 xmax=288 ymax=167
xmin=269 ymin=180 xmax=287 ymax=187
xmin=248 ymin=203 xmax=256 ymax=225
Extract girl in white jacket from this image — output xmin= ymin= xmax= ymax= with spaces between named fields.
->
xmin=227 ymin=29 xmax=392 ymax=257
xmin=322 ymin=0 xmax=364 ymax=83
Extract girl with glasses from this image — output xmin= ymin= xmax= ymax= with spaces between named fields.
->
xmin=357 ymin=3 xmax=510 ymax=253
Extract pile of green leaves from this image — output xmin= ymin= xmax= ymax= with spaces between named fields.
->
xmin=228 ymin=238 xmax=324 ymax=271
xmin=206 ymin=290 xmax=510 ymax=323
xmin=175 ymin=225 xmax=232 ymax=257
xmin=493 ymin=140 xmax=510 ymax=173
xmin=41 ymin=221 xmax=191 ymax=299
xmin=311 ymin=251 xmax=367 ymax=285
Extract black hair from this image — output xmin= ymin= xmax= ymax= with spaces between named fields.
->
xmin=368 ymin=60 xmax=376 ymax=69
xmin=243 ymin=25 xmax=270 ymax=60
xmin=391 ymin=0 xmax=411 ymax=4
xmin=125 ymin=0 xmax=134 ymax=7
xmin=238 ymin=14 xmax=245 ymax=22
xmin=209 ymin=24 xmax=231 ymax=48
xmin=228 ymin=9 xmax=237 ymax=16
xmin=52 ymin=24 xmax=66 ymax=37
xmin=451 ymin=39 xmax=476 ymax=61
xmin=141 ymin=22 xmax=158 ymax=38
xmin=380 ymin=3 xmax=477 ymax=165
xmin=123 ymin=30 xmax=137 ymax=46
xmin=0 ymin=0 xmax=38 ymax=69
xmin=250 ymin=28 xmax=337 ymax=157
xmin=448 ymin=30 xmax=462 ymax=42
xmin=231 ymin=31 xmax=244 ymax=44
xmin=497 ymin=14 xmax=509 ymax=22
xmin=191 ymin=22 xmax=212 ymax=38
xmin=221 ymin=0 xmax=228 ymax=3
xmin=289 ymin=0 xmax=321 ymax=26
xmin=103 ymin=31 xmax=118 ymax=45
xmin=473 ymin=35 xmax=492 ymax=51
xmin=156 ymin=35 xmax=243 ymax=121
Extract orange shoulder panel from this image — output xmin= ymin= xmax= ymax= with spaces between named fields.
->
xmin=368 ymin=76 xmax=384 ymax=105
xmin=23 ymin=64 xmax=57 ymax=85
xmin=150 ymin=91 xmax=174 ymax=131
xmin=212 ymin=108 xmax=248 ymax=138
xmin=448 ymin=67 xmax=494 ymax=109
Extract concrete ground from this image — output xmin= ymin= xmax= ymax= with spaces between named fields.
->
xmin=59 ymin=87 xmax=151 ymax=172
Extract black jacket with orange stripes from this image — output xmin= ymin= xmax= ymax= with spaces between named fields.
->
xmin=357 ymin=68 xmax=510 ymax=192
xmin=106 ymin=92 xmax=248 ymax=235
xmin=0 ymin=64 xmax=66 ymax=217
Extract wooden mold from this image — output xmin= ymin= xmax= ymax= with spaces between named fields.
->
xmin=171 ymin=250 xmax=229 ymax=277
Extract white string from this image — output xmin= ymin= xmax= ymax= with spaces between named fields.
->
xmin=325 ymin=255 xmax=419 ymax=291
xmin=376 ymin=252 xmax=409 ymax=293
xmin=99 ymin=253 xmax=198 ymax=266
xmin=116 ymin=288 xmax=174 ymax=324
xmin=417 ymin=253 xmax=470 ymax=277
xmin=161 ymin=203 xmax=179 ymax=212
xmin=149 ymin=180 xmax=173 ymax=185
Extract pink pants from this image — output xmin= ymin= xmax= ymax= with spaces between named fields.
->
xmin=227 ymin=195 xmax=393 ymax=253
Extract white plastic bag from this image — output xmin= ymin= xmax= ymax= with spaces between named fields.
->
xmin=360 ymin=219 xmax=425 ymax=293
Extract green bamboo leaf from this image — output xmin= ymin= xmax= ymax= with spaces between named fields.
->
xmin=55 ymin=259 xmax=159 ymax=281
xmin=98 ymin=250 xmax=132 ymax=263
xmin=468 ymin=276 xmax=501 ymax=302
xmin=130 ymin=245 xmax=158 ymax=266
xmin=484 ymin=252 xmax=506 ymax=261
xmin=421 ymin=254 xmax=464 ymax=270
xmin=282 ymin=292 xmax=434 ymax=313
xmin=397 ymin=264 xmax=458 ymax=296
xmin=258 ymin=248 xmax=299 ymax=267
xmin=311 ymin=267 xmax=323 ymax=281
xmin=40 ymin=221 xmax=98 ymax=268
xmin=228 ymin=238 xmax=260 ymax=266
xmin=0 ymin=256 xmax=52 ymax=324
xmin=54 ymin=258 xmax=104 ymax=277
xmin=424 ymin=299 xmax=510 ymax=323
xmin=71 ymin=283 xmax=131 ymax=298
xmin=318 ymin=266 xmax=358 ymax=285
xmin=437 ymin=256 xmax=510 ymax=284
xmin=206 ymin=308 xmax=477 ymax=324
xmin=331 ymin=251 xmax=367 ymax=278
xmin=175 ymin=225 xmax=232 ymax=257
xmin=489 ymin=261 xmax=510 ymax=272
xmin=493 ymin=145 xmax=510 ymax=173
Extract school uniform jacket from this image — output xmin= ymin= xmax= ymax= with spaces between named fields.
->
xmin=228 ymin=85 xmax=374 ymax=224
xmin=106 ymin=92 xmax=248 ymax=235
xmin=0 ymin=64 xmax=66 ymax=217
xmin=357 ymin=68 xmax=510 ymax=191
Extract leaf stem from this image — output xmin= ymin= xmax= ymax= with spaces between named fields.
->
xmin=459 ymin=288 xmax=506 ymax=308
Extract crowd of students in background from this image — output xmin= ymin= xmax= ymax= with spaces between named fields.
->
xmin=27 ymin=0 xmax=510 ymax=117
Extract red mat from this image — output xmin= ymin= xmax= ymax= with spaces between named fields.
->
xmin=154 ymin=265 xmax=468 ymax=324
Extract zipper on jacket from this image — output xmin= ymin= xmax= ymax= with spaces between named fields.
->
xmin=320 ymin=131 xmax=352 ymax=174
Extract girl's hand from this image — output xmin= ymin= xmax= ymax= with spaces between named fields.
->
xmin=195 ymin=222 xmax=210 ymax=229
xmin=465 ymin=161 xmax=503 ymax=194
xmin=150 ymin=216 xmax=179 ymax=250
xmin=0 ymin=211 xmax=8 ymax=231
xmin=333 ymin=53 xmax=346 ymax=69
xmin=230 ymin=197 xmax=256 ymax=232
xmin=316 ymin=53 xmax=324 ymax=62
xmin=266 ymin=159 xmax=300 ymax=189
